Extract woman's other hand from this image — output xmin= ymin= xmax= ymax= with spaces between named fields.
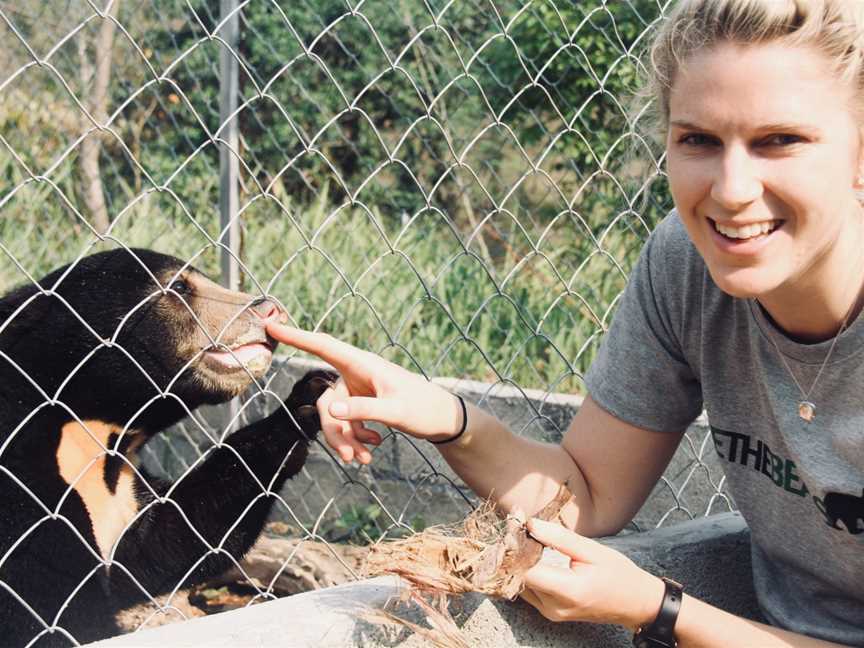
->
xmin=521 ymin=518 xmax=664 ymax=629
xmin=266 ymin=323 xmax=464 ymax=464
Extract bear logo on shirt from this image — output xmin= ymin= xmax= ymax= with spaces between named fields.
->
xmin=813 ymin=489 xmax=864 ymax=535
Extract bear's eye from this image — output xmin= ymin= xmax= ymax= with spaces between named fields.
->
xmin=169 ymin=279 xmax=192 ymax=296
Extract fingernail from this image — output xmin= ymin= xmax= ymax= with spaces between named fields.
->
xmin=330 ymin=401 xmax=348 ymax=417
xmin=279 ymin=312 xmax=288 ymax=324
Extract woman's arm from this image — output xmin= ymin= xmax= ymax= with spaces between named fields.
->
xmin=266 ymin=323 xmax=685 ymax=537
xmin=522 ymin=520 xmax=851 ymax=648
xmin=437 ymin=395 xmax=684 ymax=537
xmin=674 ymin=596 xmax=848 ymax=648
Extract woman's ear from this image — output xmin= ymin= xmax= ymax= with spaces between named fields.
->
xmin=856 ymin=127 xmax=864 ymax=190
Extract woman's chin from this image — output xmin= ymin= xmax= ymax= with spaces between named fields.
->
xmin=706 ymin=266 xmax=784 ymax=300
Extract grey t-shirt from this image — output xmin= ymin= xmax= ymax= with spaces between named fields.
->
xmin=585 ymin=212 xmax=864 ymax=645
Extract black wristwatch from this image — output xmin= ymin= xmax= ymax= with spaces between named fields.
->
xmin=632 ymin=577 xmax=684 ymax=648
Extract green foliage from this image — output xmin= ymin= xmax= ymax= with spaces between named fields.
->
xmin=330 ymin=503 xmax=383 ymax=544
xmin=104 ymin=0 xmax=668 ymax=230
xmin=0 ymin=0 xmax=674 ymax=393
xmin=325 ymin=503 xmax=426 ymax=545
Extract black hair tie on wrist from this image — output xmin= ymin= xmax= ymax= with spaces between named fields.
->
xmin=430 ymin=394 xmax=467 ymax=445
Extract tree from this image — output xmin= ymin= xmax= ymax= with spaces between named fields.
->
xmin=78 ymin=0 xmax=121 ymax=234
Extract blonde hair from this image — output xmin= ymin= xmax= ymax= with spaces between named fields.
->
xmin=646 ymin=0 xmax=864 ymax=133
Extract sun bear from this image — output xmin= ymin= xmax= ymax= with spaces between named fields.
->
xmin=0 ymin=248 xmax=334 ymax=646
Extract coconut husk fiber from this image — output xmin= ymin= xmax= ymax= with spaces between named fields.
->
xmin=360 ymin=483 xmax=573 ymax=647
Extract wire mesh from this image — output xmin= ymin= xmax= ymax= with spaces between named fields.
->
xmin=0 ymin=0 xmax=733 ymax=644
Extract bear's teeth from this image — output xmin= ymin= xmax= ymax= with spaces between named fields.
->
xmin=245 ymin=354 xmax=269 ymax=373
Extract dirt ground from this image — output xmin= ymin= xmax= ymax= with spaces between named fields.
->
xmin=116 ymin=525 xmax=369 ymax=633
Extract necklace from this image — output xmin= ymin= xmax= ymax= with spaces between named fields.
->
xmin=758 ymin=293 xmax=860 ymax=423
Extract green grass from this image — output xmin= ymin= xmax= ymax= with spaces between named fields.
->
xmin=0 ymin=122 xmax=658 ymax=395
xmin=0 ymin=5 xmax=667 ymax=394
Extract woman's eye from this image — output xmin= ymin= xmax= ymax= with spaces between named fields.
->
xmin=761 ymin=134 xmax=802 ymax=146
xmin=678 ymin=133 xmax=716 ymax=147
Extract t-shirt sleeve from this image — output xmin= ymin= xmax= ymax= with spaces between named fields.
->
xmin=584 ymin=215 xmax=703 ymax=432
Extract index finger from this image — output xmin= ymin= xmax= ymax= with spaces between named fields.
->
xmin=266 ymin=323 xmax=360 ymax=370
xmin=523 ymin=563 xmax=578 ymax=597
xmin=527 ymin=518 xmax=607 ymax=564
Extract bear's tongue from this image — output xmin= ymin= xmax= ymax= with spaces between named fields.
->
xmin=205 ymin=343 xmax=272 ymax=369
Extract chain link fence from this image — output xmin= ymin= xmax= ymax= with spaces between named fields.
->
xmin=0 ymin=0 xmax=734 ymax=643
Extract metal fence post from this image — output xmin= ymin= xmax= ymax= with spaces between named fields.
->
xmin=219 ymin=0 xmax=241 ymax=431
xmin=219 ymin=0 xmax=240 ymax=289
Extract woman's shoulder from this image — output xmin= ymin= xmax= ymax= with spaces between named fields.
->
xmin=643 ymin=210 xmax=735 ymax=334
xmin=642 ymin=209 xmax=706 ymax=285
xmin=650 ymin=210 xmax=698 ymax=255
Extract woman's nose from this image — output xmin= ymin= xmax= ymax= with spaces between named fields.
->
xmin=711 ymin=145 xmax=763 ymax=209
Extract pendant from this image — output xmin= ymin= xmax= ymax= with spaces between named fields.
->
xmin=798 ymin=401 xmax=815 ymax=422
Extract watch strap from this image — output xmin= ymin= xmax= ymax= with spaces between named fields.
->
xmin=632 ymin=576 xmax=684 ymax=648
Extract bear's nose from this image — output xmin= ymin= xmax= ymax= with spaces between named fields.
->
xmin=249 ymin=297 xmax=281 ymax=321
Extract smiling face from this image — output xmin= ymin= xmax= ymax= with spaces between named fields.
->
xmin=666 ymin=40 xmax=864 ymax=309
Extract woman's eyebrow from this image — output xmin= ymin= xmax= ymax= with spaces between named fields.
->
xmin=670 ymin=119 xmax=820 ymax=135
xmin=669 ymin=120 xmax=705 ymax=130
xmin=752 ymin=122 xmax=821 ymax=135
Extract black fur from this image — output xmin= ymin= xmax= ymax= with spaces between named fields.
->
xmin=0 ymin=249 xmax=334 ymax=647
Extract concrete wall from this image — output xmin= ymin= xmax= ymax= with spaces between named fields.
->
xmin=90 ymin=512 xmax=760 ymax=648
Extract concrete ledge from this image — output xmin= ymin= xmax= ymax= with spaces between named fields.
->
xmin=90 ymin=512 xmax=759 ymax=648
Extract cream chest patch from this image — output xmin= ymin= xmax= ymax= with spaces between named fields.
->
xmin=57 ymin=420 xmax=141 ymax=559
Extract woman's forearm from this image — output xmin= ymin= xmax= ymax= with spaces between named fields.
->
xmin=435 ymin=395 xmax=687 ymax=538
xmin=435 ymin=401 xmax=599 ymax=533
xmin=669 ymin=595 xmax=850 ymax=648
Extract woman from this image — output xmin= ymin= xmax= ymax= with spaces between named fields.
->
xmin=267 ymin=1 xmax=864 ymax=645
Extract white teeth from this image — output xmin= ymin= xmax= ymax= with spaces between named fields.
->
xmin=714 ymin=220 xmax=779 ymax=239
